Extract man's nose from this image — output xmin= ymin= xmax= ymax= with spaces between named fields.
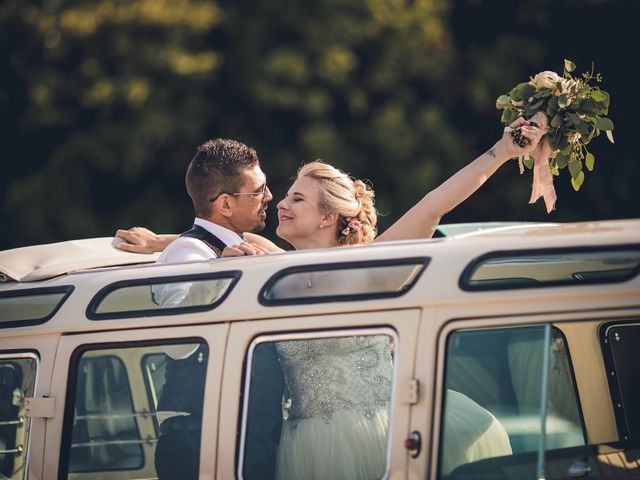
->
xmin=264 ymin=186 xmax=273 ymax=203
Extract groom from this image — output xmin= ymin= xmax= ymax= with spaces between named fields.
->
xmin=119 ymin=138 xmax=284 ymax=480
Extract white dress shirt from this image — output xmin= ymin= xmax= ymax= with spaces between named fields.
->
xmin=152 ymin=217 xmax=244 ymax=310
xmin=156 ymin=217 xmax=244 ymax=264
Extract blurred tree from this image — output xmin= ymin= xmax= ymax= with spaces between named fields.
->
xmin=1 ymin=0 xmax=636 ymax=250
xmin=1 ymin=0 xmax=223 ymax=244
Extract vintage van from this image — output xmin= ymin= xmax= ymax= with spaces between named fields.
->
xmin=0 ymin=219 xmax=639 ymax=480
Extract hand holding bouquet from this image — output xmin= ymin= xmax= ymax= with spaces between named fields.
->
xmin=496 ymin=60 xmax=613 ymax=212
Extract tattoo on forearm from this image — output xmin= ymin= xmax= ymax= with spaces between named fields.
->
xmin=485 ymin=148 xmax=496 ymax=158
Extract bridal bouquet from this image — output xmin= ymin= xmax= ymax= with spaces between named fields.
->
xmin=496 ymin=60 xmax=613 ymax=212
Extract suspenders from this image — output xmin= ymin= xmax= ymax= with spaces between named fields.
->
xmin=180 ymin=224 xmax=229 ymax=257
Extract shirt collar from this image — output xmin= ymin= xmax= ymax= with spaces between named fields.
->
xmin=193 ymin=218 xmax=244 ymax=246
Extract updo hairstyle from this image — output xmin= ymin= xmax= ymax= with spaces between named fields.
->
xmin=297 ymin=160 xmax=377 ymax=245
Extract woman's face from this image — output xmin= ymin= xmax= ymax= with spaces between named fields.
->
xmin=276 ymin=176 xmax=330 ymax=248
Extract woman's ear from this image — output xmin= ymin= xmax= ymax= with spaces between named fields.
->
xmin=321 ymin=211 xmax=339 ymax=228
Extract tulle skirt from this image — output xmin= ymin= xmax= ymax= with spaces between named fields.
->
xmin=276 ymin=407 xmax=389 ymax=480
xmin=440 ymin=389 xmax=513 ymax=475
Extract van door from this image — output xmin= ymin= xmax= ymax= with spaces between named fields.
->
xmin=0 ymin=334 xmax=60 ymax=480
xmin=411 ymin=309 xmax=640 ymax=479
xmin=45 ymin=323 xmax=228 ymax=480
xmin=218 ymin=309 xmax=420 ymax=480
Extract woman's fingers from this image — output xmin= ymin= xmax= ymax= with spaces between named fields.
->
xmin=520 ymin=125 xmax=544 ymax=145
xmin=221 ymin=242 xmax=269 ymax=257
xmin=221 ymin=246 xmax=246 ymax=257
xmin=510 ymin=117 xmax=530 ymax=127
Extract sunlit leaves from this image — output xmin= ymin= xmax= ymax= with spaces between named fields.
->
xmin=571 ymin=170 xmax=585 ymax=191
xmin=496 ymin=60 xmax=614 ymax=197
xmin=564 ymin=59 xmax=576 ymax=73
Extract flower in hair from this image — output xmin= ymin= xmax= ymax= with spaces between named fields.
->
xmin=341 ymin=218 xmax=363 ymax=237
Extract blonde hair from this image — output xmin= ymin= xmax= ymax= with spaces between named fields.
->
xmin=297 ymin=160 xmax=377 ymax=245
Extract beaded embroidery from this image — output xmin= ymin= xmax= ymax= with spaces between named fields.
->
xmin=276 ymin=335 xmax=393 ymax=426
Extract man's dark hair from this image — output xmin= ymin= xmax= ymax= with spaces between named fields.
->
xmin=186 ymin=138 xmax=260 ymax=217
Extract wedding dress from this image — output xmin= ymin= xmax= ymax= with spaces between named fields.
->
xmin=275 ymin=335 xmax=393 ymax=480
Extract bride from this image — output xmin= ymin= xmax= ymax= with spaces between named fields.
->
xmin=118 ymin=117 xmax=544 ymax=479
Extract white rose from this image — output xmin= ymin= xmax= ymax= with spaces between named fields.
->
xmin=531 ymin=71 xmax=561 ymax=92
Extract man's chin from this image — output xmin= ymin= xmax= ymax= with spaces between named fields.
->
xmin=250 ymin=220 xmax=267 ymax=233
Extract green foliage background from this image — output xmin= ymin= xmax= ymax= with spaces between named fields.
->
xmin=1 ymin=0 xmax=637 ymax=249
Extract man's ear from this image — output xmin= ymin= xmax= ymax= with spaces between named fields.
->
xmin=321 ymin=211 xmax=339 ymax=228
xmin=212 ymin=195 xmax=233 ymax=218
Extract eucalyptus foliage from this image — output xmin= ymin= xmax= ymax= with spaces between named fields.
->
xmin=496 ymin=60 xmax=614 ymax=191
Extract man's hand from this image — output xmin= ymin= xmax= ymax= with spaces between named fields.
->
xmin=114 ymin=227 xmax=175 ymax=254
xmin=221 ymin=242 xmax=270 ymax=257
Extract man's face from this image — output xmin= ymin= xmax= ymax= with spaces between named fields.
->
xmin=227 ymin=165 xmax=273 ymax=234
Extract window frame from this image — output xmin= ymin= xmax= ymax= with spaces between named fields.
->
xmin=0 ymin=286 xmax=74 ymax=329
xmin=0 ymin=351 xmax=40 ymax=480
xmin=258 ymin=257 xmax=429 ymax=306
xmin=236 ymin=326 xmax=400 ymax=480
xmin=60 ymin=351 xmax=143 ymax=474
xmin=599 ymin=318 xmax=640 ymax=441
xmin=86 ymin=271 xmax=241 ymax=320
xmin=437 ymin=323 xmax=587 ymax=477
xmin=58 ymin=338 xmax=208 ymax=477
xmin=459 ymin=244 xmax=640 ymax=292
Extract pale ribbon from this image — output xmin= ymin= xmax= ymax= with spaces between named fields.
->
xmin=517 ymin=113 xmax=557 ymax=214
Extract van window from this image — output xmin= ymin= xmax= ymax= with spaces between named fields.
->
xmin=239 ymin=330 xmax=397 ymax=480
xmin=260 ymin=259 xmax=428 ymax=305
xmin=0 ymin=353 xmax=37 ymax=480
xmin=60 ymin=341 xmax=208 ymax=479
xmin=440 ymin=325 xmax=584 ymax=477
xmin=601 ymin=322 xmax=640 ymax=440
xmin=461 ymin=247 xmax=640 ymax=290
xmin=87 ymin=272 xmax=240 ymax=319
xmin=0 ymin=287 xmax=73 ymax=328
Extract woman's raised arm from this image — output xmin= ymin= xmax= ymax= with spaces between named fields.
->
xmin=375 ymin=117 xmax=545 ymax=243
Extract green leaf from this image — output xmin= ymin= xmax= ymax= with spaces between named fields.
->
xmin=523 ymin=156 xmax=534 ymax=169
xmin=501 ymin=108 xmax=518 ymax=125
xmin=551 ymin=113 xmax=563 ymax=128
xmin=592 ymin=90 xmax=608 ymax=102
xmin=585 ymin=152 xmax=595 ymax=171
xmin=554 ymin=153 xmax=569 ymax=169
xmin=606 ymin=130 xmax=615 ymax=143
xmin=564 ymin=59 xmax=576 ymax=73
xmin=558 ymin=94 xmax=570 ymax=108
xmin=571 ymin=171 xmax=585 ymax=191
xmin=568 ymin=158 xmax=582 ymax=178
xmin=496 ymin=95 xmax=511 ymax=109
xmin=576 ymin=122 xmax=593 ymax=136
xmin=595 ymin=117 xmax=614 ymax=131
xmin=529 ymin=98 xmax=545 ymax=110
xmin=510 ymin=82 xmax=536 ymax=101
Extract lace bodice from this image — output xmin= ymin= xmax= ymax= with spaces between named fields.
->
xmin=276 ymin=335 xmax=393 ymax=424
